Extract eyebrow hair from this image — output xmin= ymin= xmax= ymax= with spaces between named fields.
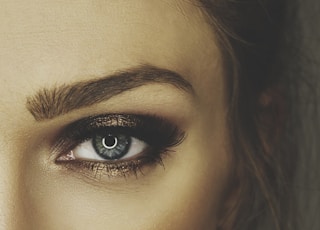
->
xmin=26 ymin=65 xmax=194 ymax=121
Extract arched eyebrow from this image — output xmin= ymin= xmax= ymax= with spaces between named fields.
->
xmin=26 ymin=65 xmax=195 ymax=121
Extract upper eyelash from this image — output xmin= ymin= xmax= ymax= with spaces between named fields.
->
xmin=54 ymin=114 xmax=185 ymax=153
xmin=52 ymin=114 xmax=185 ymax=178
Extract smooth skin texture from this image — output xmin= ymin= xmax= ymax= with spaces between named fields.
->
xmin=0 ymin=0 xmax=233 ymax=229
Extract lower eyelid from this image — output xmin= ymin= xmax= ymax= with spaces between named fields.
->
xmin=56 ymin=157 xmax=160 ymax=180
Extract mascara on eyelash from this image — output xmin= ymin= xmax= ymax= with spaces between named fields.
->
xmin=59 ymin=114 xmax=185 ymax=147
xmin=53 ymin=114 xmax=185 ymax=178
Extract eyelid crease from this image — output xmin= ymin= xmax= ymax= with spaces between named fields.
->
xmin=26 ymin=65 xmax=195 ymax=121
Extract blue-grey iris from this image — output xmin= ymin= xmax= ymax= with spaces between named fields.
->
xmin=92 ymin=134 xmax=131 ymax=160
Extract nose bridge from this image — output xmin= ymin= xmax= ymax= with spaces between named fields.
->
xmin=0 ymin=97 xmax=36 ymax=230
xmin=0 ymin=137 xmax=25 ymax=230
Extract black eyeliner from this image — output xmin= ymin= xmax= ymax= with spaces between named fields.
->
xmin=53 ymin=114 xmax=185 ymax=178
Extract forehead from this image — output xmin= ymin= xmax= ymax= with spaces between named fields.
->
xmin=0 ymin=0 xmax=223 ymax=121
xmin=0 ymin=0 xmax=217 ymax=75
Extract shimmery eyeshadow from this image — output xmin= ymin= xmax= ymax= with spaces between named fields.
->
xmin=53 ymin=114 xmax=184 ymax=179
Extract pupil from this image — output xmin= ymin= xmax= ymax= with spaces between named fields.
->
xmin=105 ymin=136 xmax=116 ymax=147
xmin=102 ymin=135 xmax=118 ymax=149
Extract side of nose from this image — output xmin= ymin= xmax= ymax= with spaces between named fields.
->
xmin=0 ymin=140 xmax=27 ymax=230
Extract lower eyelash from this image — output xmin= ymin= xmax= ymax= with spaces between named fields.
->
xmin=53 ymin=114 xmax=184 ymax=180
xmin=55 ymin=148 xmax=168 ymax=180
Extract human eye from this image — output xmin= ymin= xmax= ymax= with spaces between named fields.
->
xmin=53 ymin=114 xmax=185 ymax=178
xmin=62 ymin=134 xmax=148 ymax=162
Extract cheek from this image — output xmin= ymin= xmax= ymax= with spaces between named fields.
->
xmin=21 ymin=110 xmax=231 ymax=230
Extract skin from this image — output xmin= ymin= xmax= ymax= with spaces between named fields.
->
xmin=0 ymin=0 xmax=233 ymax=229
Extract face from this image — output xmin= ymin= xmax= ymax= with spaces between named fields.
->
xmin=0 ymin=1 xmax=232 ymax=229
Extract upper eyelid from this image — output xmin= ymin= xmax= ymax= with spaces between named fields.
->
xmin=52 ymin=113 xmax=185 ymax=157
xmin=61 ymin=114 xmax=182 ymax=137
xmin=57 ymin=114 xmax=140 ymax=139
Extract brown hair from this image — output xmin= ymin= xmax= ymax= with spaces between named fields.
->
xmin=198 ymin=0 xmax=298 ymax=229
